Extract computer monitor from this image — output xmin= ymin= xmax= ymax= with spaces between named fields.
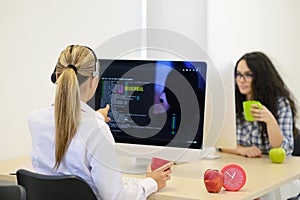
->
xmin=93 ymin=59 xmax=207 ymax=172
xmin=91 ymin=58 xmax=236 ymax=173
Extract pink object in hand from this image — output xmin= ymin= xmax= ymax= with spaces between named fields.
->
xmin=151 ymin=157 xmax=171 ymax=171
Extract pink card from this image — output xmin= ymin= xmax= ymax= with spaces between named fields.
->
xmin=151 ymin=157 xmax=171 ymax=171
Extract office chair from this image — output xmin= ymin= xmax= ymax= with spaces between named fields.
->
xmin=16 ymin=169 xmax=97 ymax=200
xmin=287 ymin=129 xmax=300 ymax=200
xmin=292 ymin=129 xmax=300 ymax=156
xmin=287 ymin=193 xmax=300 ymax=200
xmin=0 ymin=185 xmax=26 ymax=200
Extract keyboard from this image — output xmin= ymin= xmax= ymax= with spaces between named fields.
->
xmin=122 ymin=176 xmax=143 ymax=184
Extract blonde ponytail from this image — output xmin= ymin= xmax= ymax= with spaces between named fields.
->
xmin=53 ymin=45 xmax=98 ymax=169
xmin=54 ymin=68 xmax=81 ymax=169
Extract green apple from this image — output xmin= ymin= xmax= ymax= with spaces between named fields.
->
xmin=269 ymin=147 xmax=286 ymax=163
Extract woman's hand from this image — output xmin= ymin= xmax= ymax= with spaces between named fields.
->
xmin=146 ymin=162 xmax=173 ymax=191
xmin=96 ymin=104 xmax=111 ymax=122
xmin=237 ymin=145 xmax=262 ymax=158
xmin=221 ymin=145 xmax=262 ymax=158
xmin=250 ymin=105 xmax=275 ymax=124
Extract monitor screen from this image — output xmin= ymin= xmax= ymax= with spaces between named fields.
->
xmin=94 ymin=59 xmax=207 ymax=153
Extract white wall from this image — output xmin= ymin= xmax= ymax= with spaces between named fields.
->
xmin=146 ymin=0 xmax=207 ymax=60
xmin=0 ymin=0 xmax=143 ymax=160
xmin=207 ymin=0 xmax=300 ymax=105
xmin=1 ymin=0 xmax=299 ymax=160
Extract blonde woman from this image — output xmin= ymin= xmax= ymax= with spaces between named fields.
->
xmin=28 ymin=45 xmax=173 ymax=200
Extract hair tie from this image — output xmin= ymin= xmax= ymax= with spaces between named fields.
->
xmin=67 ymin=64 xmax=77 ymax=74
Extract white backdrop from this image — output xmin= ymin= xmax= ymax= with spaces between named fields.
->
xmin=0 ymin=0 xmax=144 ymax=160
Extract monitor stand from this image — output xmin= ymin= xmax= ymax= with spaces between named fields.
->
xmin=117 ymin=156 xmax=150 ymax=174
xmin=200 ymin=146 xmax=221 ymax=160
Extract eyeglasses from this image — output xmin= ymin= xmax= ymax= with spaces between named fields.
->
xmin=235 ymin=72 xmax=254 ymax=82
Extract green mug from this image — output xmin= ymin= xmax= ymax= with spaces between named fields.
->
xmin=243 ymin=100 xmax=262 ymax=122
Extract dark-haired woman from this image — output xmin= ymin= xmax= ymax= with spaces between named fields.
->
xmin=222 ymin=51 xmax=297 ymax=158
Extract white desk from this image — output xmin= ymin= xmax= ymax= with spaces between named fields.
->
xmin=1 ymin=152 xmax=300 ymax=200
xmin=147 ymin=152 xmax=300 ymax=200
xmin=0 ymin=156 xmax=31 ymax=186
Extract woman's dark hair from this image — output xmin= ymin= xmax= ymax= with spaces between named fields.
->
xmin=235 ymin=51 xmax=298 ymax=138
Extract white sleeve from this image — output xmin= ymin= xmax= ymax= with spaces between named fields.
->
xmin=123 ymin=178 xmax=158 ymax=199
xmin=89 ymin=140 xmax=157 ymax=199
xmin=94 ymin=110 xmax=105 ymax=121
xmin=82 ymin=119 xmax=157 ymax=200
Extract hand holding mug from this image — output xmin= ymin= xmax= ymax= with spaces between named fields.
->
xmin=243 ymin=100 xmax=262 ymax=122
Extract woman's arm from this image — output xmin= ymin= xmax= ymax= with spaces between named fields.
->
xmin=251 ymin=105 xmax=283 ymax=147
xmin=251 ymin=98 xmax=294 ymax=155
xmin=221 ymin=145 xmax=262 ymax=158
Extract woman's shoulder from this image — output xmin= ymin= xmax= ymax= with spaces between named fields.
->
xmin=79 ymin=111 xmax=115 ymax=144
xmin=276 ymin=96 xmax=293 ymax=115
xmin=277 ymin=96 xmax=290 ymax=106
xmin=28 ymin=106 xmax=54 ymax=122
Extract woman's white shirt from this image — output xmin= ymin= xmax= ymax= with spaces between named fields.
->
xmin=28 ymin=101 xmax=157 ymax=200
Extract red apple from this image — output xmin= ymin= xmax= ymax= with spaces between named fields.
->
xmin=204 ymin=169 xmax=224 ymax=193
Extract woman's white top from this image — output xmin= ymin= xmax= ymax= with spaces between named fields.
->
xmin=28 ymin=101 xmax=157 ymax=200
